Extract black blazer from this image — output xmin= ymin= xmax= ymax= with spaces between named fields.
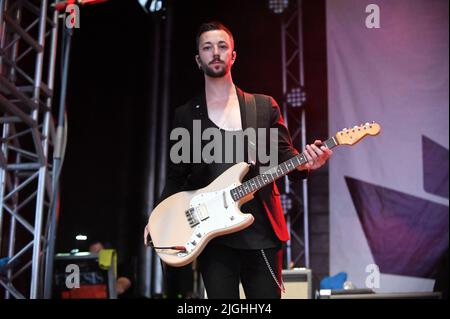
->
xmin=159 ymin=86 xmax=307 ymax=241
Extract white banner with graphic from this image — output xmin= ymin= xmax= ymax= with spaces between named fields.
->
xmin=327 ymin=0 xmax=448 ymax=292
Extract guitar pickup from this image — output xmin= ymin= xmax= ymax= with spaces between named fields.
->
xmin=222 ymin=191 xmax=228 ymax=208
xmin=197 ymin=205 xmax=210 ymax=221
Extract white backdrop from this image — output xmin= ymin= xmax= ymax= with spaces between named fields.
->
xmin=327 ymin=0 xmax=448 ymax=292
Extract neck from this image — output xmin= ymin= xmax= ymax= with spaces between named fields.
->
xmin=204 ymin=73 xmax=234 ymax=103
xmin=230 ymin=137 xmax=339 ymax=202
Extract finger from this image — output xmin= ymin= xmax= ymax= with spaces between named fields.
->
xmin=322 ymin=148 xmax=333 ymax=157
xmin=309 ymin=143 xmax=324 ymax=156
xmin=317 ymin=149 xmax=332 ymax=166
xmin=314 ymin=140 xmax=323 ymax=146
xmin=304 ymin=147 xmax=315 ymax=165
xmin=306 ymin=145 xmax=319 ymax=161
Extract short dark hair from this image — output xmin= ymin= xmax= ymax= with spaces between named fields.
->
xmin=196 ymin=21 xmax=234 ymax=52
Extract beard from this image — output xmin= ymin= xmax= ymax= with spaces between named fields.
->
xmin=199 ymin=59 xmax=229 ymax=78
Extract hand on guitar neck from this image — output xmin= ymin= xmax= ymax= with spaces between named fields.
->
xmin=297 ymin=140 xmax=333 ymax=172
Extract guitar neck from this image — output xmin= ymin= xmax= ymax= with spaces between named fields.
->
xmin=230 ymin=136 xmax=339 ymax=201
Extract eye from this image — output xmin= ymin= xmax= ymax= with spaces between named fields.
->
xmin=203 ymin=46 xmax=211 ymax=51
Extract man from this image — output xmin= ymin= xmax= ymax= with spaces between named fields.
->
xmin=89 ymin=241 xmax=133 ymax=297
xmin=144 ymin=21 xmax=332 ymax=299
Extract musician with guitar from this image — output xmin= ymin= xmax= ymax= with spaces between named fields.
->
xmin=144 ymin=21 xmax=332 ymax=299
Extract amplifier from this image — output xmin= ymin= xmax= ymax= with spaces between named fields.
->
xmin=237 ymin=268 xmax=313 ymax=299
xmin=317 ymin=289 xmax=442 ymax=299
xmin=53 ymin=252 xmax=117 ymax=299
xmin=281 ymin=268 xmax=312 ymax=299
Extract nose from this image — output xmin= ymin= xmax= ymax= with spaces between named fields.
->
xmin=213 ymin=45 xmax=220 ymax=56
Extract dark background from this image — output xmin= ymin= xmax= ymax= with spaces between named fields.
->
xmin=56 ymin=0 xmax=328 ymax=295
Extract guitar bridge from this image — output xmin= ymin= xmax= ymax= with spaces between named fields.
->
xmin=185 ymin=208 xmax=200 ymax=228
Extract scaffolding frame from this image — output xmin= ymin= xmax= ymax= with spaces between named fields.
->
xmin=280 ymin=0 xmax=310 ymax=268
xmin=0 ymin=0 xmax=59 ymax=299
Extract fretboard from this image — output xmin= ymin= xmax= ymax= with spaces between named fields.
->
xmin=230 ymin=137 xmax=338 ymax=201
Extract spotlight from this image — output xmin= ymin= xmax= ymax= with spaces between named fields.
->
xmin=281 ymin=194 xmax=293 ymax=212
xmin=286 ymin=87 xmax=306 ymax=108
xmin=137 ymin=0 xmax=165 ymax=14
xmin=268 ymin=0 xmax=289 ymax=14
xmin=75 ymin=234 xmax=87 ymax=241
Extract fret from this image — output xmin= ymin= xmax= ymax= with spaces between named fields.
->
xmin=256 ymin=177 xmax=262 ymax=188
xmin=327 ymin=137 xmax=337 ymax=149
xmin=300 ymin=154 xmax=306 ymax=164
xmin=287 ymin=160 xmax=293 ymax=169
xmin=231 ymin=133 xmax=344 ymax=201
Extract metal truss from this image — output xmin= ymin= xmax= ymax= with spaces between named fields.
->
xmin=0 ymin=0 xmax=59 ymax=298
xmin=278 ymin=0 xmax=310 ymax=268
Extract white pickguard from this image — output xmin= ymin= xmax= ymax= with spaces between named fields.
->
xmin=179 ymin=183 xmax=249 ymax=256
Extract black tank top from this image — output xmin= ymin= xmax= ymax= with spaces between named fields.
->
xmin=201 ymin=117 xmax=280 ymax=249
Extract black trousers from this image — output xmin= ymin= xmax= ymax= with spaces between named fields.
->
xmin=198 ymin=244 xmax=282 ymax=299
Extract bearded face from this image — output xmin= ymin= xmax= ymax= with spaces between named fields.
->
xmin=196 ymin=30 xmax=235 ymax=78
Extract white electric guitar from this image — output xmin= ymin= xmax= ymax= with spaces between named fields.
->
xmin=147 ymin=122 xmax=381 ymax=267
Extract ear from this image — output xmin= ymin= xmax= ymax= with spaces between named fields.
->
xmin=195 ymin=55 xmax=201 ymax=68
xmin=232 ymin=51 xmax=237 ymax=63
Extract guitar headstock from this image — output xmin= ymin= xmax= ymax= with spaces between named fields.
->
xmin=335 ymin=122 xmax=381 ymax=146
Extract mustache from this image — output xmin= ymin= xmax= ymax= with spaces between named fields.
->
xmin=209 ymin=58 xmax=224 ymax=64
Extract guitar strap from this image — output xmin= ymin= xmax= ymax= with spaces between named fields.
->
xmin=243 ymin=93 xmax=286 ymax=293
xmin=243 ymin=92 xmax=257 ymax=165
